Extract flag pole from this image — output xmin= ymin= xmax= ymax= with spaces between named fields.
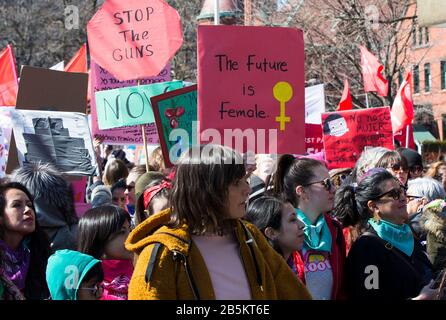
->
xmin=405 ymin=124 xmax=410 ymax=148
xmin=214 ymin=0 xmax=220 ymax=25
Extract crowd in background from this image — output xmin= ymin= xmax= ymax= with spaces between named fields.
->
xmin=1 ymin=141 xmax=446 ymax=300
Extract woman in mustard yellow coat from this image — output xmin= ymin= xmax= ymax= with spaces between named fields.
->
xmin=125 ymin=144 xmax=311 ymax=300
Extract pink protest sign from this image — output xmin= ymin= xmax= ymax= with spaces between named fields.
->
xmin=71 ymin=177 xmax=87 ymax=203
xmin=305 ymin=123 xmax=324 ymax=154
xmin=321 ymin=107 xmax=394 ymax=169
xmin=87 ymin=0 xmax=183 ymax=81
xmin=89 ymin=59 xmax=170 ymax=145
xmin=197 ymin=25 xmax=305 ymax=154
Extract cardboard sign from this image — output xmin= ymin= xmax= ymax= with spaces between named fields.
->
xmin=305 ymin=123 xmax=324 ymax=155
xmin=95 ymin=80 xmax=182 ymax=130
xmin=16 ymin=66 xmax=88 ymax=113
xmin=89 ymin=60 xmax=170 ymax=145
xmin=0 ymin=107 xmax=13 ymax=177
xmin=151 ymin=85 xmax=197 ymax=167
xmin=87 ymin=0 xmax=183 ymax=81
xmin=321 ymin=107 xmax=394 ymax=169
xmin=7 ymin=66 xmax=89 ymax=174
xmin=11 ymin=109 xmax=98 ymax=176
xmin=198 ymin=25 xmax=305 ymax=154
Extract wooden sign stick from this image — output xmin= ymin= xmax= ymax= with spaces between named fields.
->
xmin=138 ymin=79 xmax=151 ymax=172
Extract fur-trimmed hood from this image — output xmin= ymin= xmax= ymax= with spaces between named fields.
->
xmin=11 ymin=162 xmax=78 ymax=227
xmin=422 ymin=199 xmax=446 ymax=243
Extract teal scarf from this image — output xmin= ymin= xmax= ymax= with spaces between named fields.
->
xmin=368 ymin=219 xmax=414 ymax=257
xmin=296 ymin=209 xmax=332 ymax=252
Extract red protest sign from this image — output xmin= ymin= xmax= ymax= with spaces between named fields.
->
xmin=321 ymin=107 xmax=394 ymax=169
xmin=197 ymin=25 xmax=305 ymax=154
xmin=87 ymin=0 xmax=183 ymax=81
xmin=305 ymin=123 xmax=324 ymax=154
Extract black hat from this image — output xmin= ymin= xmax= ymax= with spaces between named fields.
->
xmin=400 ymin=148 xmax=422 ymax=168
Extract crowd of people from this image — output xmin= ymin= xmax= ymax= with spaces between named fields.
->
xmin=1 ymin=142 xmax=446 ymax=301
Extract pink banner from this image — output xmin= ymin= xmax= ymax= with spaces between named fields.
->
xmin=305 ymin=123 xmax=324 ymax=154
xmin=197 ymin=25 xmax=305 ymax=154
xmin=90 ymin=59 xmax=171 ymax=145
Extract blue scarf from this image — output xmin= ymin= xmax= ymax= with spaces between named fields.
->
xmin=368 ymin=219 xmax=414 ymax=257
xmin=296 ymin=209 xmax=332 ymax=252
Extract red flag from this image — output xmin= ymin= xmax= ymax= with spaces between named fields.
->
xmin=359 ymin=45 xmax=388 ymax=97
xmin=391 ymin=72 xmax=414 ymax=133
xmin=65 ymin=43 xmax=87 ymax=73
xmin=337 ymin=79 xmax=352 ymax=111
xmin=0 ymin=44 xmax=18 ymax=106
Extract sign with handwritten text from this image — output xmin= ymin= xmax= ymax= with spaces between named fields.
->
xmin=87 ymin=0 xmax=183 ymax=81
xmin=151 ymin=85 xmax=197 ymax=167
xmin=321 ymin=107 xmax=394 ymax=169
xmin=95 ymin=80 xmax=182 ymax=130
xmin=197 ymin=25 xmax=305 ymax=154
xmin=89 ymin=59 xmax=170 ymax=145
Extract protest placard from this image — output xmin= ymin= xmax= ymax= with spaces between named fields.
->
xmin=321 ymin=107 xmax=394 ymax=169
xmin=16 ymin=66 xmax=88 ymax=113
xmin=95 ymin=80 xmax=182 ymax=130
xmin=89 ymin=60 xmax=170 ymax=145
xmin=305 ymin=123 xmax=324 ymax=155
xmin=151 ymin=85 xmax=197 ymax=167
xmin=11 ymin=109 xmax=98 ymax=176
xmin=197 ymin=25 xmax=305 ymax=154
xmin=87 ymin=0 xmax=183 ymax=81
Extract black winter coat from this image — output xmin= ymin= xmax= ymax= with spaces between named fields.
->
xmin=345 ymin=228 xmax=433 ymax=300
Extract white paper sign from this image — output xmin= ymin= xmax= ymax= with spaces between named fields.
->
xmin=11 ymin=109 xmax=98 ymax=176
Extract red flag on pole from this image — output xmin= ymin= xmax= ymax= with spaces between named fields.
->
xmin=359 ymin=45 xmax=388 ymax=97
xmin=337 ymin=79 xmax=352 ymax=111
xmin=65 ymin=43 xmax=87 ymax=73
xmin=391 ymin=72 xmax=414 ymax=133
xmin=0 ymin=44 xmax=18 ymax=106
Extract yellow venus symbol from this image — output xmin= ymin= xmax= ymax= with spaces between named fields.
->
xmin=273 ymin=81 xmax=293 ymax=131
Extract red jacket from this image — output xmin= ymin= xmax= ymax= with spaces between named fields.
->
xmin=291 ymin=213 xmax=347 ymax=300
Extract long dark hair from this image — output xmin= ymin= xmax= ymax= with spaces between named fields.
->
xmin=273 ymin=155 xmax=325 ymax=207
xmin=77 ymin=205 xmax=130 ymax=259
xmin=333 ymin=169 xmax=397 ymax=230
xmin=245 ymin=196 xmax=284 ymax=256
xmin=170 ymin=145 xmax=246 ymax=235
xmin=0 ymin=182 xmax=50 ymax=300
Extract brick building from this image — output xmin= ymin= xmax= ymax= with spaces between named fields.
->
xmin=400 ymin=3 xmax=446 ymax=140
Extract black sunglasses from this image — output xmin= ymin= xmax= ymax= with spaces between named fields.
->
xmin=303 ymin=178 xmax=333 ymax=191
xmin=387 ymin=163 xmax=409 ymax=173
xmin=373 ymin=186 xmax=407 ymax=201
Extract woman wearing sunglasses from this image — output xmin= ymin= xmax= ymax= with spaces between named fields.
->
xmin=274 ymin=156 xmax=346 ymax=300
xmin=376 ymin=150 xmax=410 ymax=186
xmin=334 ymin=168 xmax=436 ymax=300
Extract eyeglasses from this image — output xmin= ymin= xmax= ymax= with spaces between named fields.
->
xmin=387 ymin=163 xmax=409 ymax=173
xmin=373 ymin=186 xmax=407 ymax=201
xmin=303 ymin=178 xmax=333 ymax=191
xmin=78 ymin=283 xmax=104 ymax=299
